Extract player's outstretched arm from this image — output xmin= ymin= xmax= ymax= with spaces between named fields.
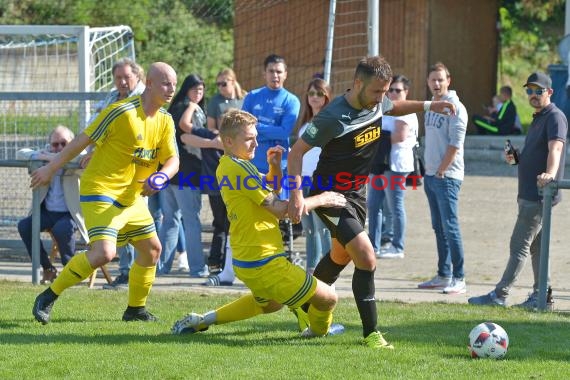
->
xmin=30 ymin=133 xmax=92 ymax=188
xmin=304 ymin=191 xmax=346 ymax=212
xmin=390 ymin=100 xmax=456 ymax=116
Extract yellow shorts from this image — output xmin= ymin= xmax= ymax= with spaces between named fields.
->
xmin=80 ymin=196 xmax=155 ymax=246
xmin=234 ymin=256 xmax=317 ymax=308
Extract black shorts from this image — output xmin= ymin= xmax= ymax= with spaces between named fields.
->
xmin=312 ymin=187 xmax=366 ymax=246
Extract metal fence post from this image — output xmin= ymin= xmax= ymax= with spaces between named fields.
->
xmin=537 ymin=181 xmax=556 ymax=311
xmin=29 ymin=160 xmax=44 ymax=285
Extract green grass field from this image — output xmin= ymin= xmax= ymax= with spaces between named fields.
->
xmin=1 ymin=281 xmax=569 ymax=379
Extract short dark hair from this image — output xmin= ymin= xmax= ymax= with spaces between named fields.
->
xmin=500 ymin=85 xmax=512 ymax=97
xmin=354 ymin=56 xmax=392 ymax=83
xmin=264 ymin=54 xmax=286 ymax=70
xmin=428 ymin=62 xmax=450 ymax=78
xmin=391 ymin=74 xmax=411 ymax=90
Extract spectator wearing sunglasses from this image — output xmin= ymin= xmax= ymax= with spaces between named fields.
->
xmin=207 ymin=68 xmax=247 ymax=133
xmin=371 ymin=74 xmax=419 ymax=260
xmin=16 ymin=125 xmax=88 ymax=284
xmin=291 ymin=78 xmax=333 ymax=274
xmin=469 ymin=72 xmax=567 ymax=309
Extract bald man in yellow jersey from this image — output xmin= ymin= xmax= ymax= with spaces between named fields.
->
xmin=31 ymin=62 xmax=179 ymax=324
xmin=171 ymin=109 xmax=346 ymax=338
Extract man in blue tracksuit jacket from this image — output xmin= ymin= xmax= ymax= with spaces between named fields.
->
xmin=242 ymin=54 xmax=301 ymax=175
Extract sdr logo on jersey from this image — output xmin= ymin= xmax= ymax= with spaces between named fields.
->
xmin=354 ymin=125 xmax=380 ymax=148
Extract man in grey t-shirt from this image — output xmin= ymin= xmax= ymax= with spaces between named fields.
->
xmin=469 ymin=71 xmax=567 ymax=309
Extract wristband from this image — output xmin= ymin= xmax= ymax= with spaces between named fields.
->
xmin=423 ymin=101 xmax=432 ymax=112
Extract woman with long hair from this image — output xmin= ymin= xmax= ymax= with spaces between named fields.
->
xmin=158 ymin=74 xmax=208 ymax=278
xmin=207 ymin=68 xmax=247 ymax=133
xmin=293 ymin=78 xmax=333 ymax=274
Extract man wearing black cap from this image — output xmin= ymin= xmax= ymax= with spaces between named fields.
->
xmin=469 ymin=71 xmax=568 ymax=310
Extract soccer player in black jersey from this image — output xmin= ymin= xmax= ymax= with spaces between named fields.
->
xmin=287 ymin=56 xmax=456 ymax=349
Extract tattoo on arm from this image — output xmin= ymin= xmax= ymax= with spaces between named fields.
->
xmin=262 ymin=192 xmax=289 ymax=219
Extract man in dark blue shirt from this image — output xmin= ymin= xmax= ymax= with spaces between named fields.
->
xmin=469 ymin=72 xmax=567 ymax=309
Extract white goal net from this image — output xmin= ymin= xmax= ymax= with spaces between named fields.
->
xmin=0 ymin=25 xmax=135 ymax=92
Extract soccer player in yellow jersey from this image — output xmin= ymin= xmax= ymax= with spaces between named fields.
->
xmin=171 ymin=109 xmax=346 ymax=337
xmin=31 ymin=62 xmax=179 ymax=324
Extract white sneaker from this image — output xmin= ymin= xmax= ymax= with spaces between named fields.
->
xmin=417 ymin=275 xmax=451 ymax=290
xmin=376 ymin=244 xmax=404 ymax=259
xmin=442 ymin=277 xmax=466 ymax=294
xmin=177 ymin=251 xmax=189 ymax=272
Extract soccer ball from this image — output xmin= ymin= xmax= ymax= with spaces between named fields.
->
xmin=468 ymin=322 xmax=509 ymax=359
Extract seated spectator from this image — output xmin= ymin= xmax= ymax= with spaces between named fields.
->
xmin=16 ymin=125 xmax=88 ymax=284
xmin=474 ymin=86 xmax=522 ymax=135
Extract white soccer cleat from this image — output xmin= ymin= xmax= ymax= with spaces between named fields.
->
xmin=171 ymin=312 xmax=209 ymax=335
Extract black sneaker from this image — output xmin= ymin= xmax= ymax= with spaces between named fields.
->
xmin=102 ymin=273 xmax=129 ymax=290
xmin=122 ymin=306 xmax=158 ymax=322
xmin=514 ymin=290 xmax=554 ymax=311
xmin=32 ymin=288 xmax=58 ymax=324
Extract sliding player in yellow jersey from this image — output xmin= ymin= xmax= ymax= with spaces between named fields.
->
xmin=31 ymin=62 xmax=179 ymax=324
xmin=171 ymin=109 xmax=346 ymax=338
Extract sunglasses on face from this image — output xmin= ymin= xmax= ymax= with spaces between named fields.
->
xmin=526 ymin=88 xmax=546 ymax=96
xmin=50 ymin=141 xmax=67 ymax=148
xmin=307 ymin=90 xmax=325 ymax=97
xmin=388 ymin=88 xmax=404 ymax=94
xmin=217 ymin=79 xmax=234 ymax=87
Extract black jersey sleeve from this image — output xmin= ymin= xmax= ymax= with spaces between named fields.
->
xmin=300 ymin=110 xmax=343 ymax=148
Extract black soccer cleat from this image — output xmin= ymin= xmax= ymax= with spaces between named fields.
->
xmin=122 ymin=306 xmax=158 ymax=322
xmin=32 ymin=288 xmax=58 ymax=324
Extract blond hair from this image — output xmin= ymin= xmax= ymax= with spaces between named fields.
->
xmin=219 ymin=109 xmax=257 ymax=139
xmin=217 ymin=68 xmax=247 ymax=99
